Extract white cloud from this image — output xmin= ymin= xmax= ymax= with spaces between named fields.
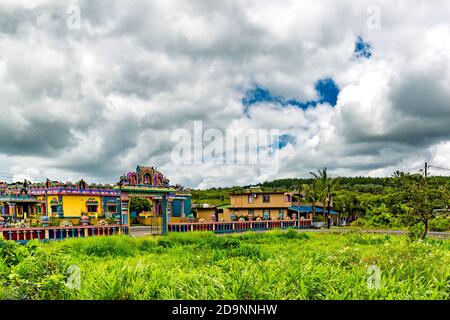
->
xmin=1 ymin=0 xmax=450 ymax=187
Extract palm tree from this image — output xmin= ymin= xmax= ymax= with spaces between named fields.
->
xmin=300 ymin=183 xmax=321 ymax=220
xmin=310 ymin=168 xmax=340 ymax=227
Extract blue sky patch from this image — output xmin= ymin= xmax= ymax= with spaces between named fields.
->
xmin=353 ymin=36 xmax=372 ymax=59
xmin=277 ymin=134 xmax=296 ymax=149
xmin=267 ymin=134 xmax=296 ymax=150
xmin=242 ymin=78 xmax=339 ymax=114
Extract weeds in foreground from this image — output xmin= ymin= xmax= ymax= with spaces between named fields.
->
xmin=0 ymin=230 xmax=449 ymax=300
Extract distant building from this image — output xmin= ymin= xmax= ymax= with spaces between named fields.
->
xmin=228 ymin=190 xmax=297 ymax=220
xmin=0 ymin=166 xmax=191 ymax=230
xmin=197 ymin=188 xmax=338 ymax=222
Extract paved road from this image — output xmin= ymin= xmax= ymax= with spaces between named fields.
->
xmin=318 ymin=228 xmax=450 ymax=239
xmin=130 ymin=226 xmax=162 ymax=237
xmin=130 ymin=225 xmax=450 ymax=239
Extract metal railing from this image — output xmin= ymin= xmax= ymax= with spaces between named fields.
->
xmin=168 ymin=219 xmax=312 ymax=233
xmin=0 ymin=224 xmax=129 ymax=243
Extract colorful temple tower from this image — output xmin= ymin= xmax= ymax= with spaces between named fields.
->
xmin=117 ymin=166 xmax=191 ymax=234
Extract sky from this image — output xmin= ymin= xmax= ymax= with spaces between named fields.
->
xmin=1 ymin=0 xmax=450 ymax=188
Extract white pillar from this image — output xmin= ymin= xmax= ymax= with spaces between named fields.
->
xmin=181 ymin=199 xmax=185 ymax=219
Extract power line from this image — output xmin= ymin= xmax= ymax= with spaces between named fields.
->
xmin=428 ymin=165 xmax=450 ymax=172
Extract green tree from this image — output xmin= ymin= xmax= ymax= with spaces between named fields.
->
xmin=393 ymin=171 xmax=448 ymax=239
xmin=129 ymin=197 xmax=152 ymax=213
xmin=300 ymin=182 xmax=321 ymax=219
xmin=310 ymin=168 xmax=340 ymax=227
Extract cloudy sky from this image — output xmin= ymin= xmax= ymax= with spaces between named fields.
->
xmin=1 ymin=0 xmax=450 ymax=188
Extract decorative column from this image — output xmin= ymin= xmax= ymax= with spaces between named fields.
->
xmin=181 ymin=199 xmax=185 ymax=219
xmin=9 ymin=203 xmax=16 ymax=219
xmin=57 ymin=196 xmax=64 ymax=218
xmin=161 ymin=195 xmax=168 ymax=235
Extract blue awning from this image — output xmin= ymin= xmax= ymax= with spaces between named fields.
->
xmin=288 ymin=205 xmax=339 ymax=215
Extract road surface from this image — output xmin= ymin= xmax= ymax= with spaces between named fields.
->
xmin=129 ymin=225 xmax=450 ymax=239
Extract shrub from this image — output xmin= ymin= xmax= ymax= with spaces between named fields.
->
xmin=204 ymin=235 xmax=241 ymax=249
xmin=344 ymin=232 xmax=390 ymax=245
xmin=268 ymin=228 xmax=310 ymax=240
xmin=0 ymin=239 xmax=29 ymax=267
xmin=212 ymin=244 xmax=267 ymax=261
xmin=351 ymin=218 xmax=366 ymax=227
xmin=313 ymin=215 xmax=325 ymax=222
xmin=408 ymin=223 xmax=425 ymax=241
xmin=157 ymin=238 xmax=175 ymax=248
xmin=166 ymin=231 xmax=213 ymax=245
xmin=63 ymin=236 xmax=139 ymax=257
xmin=0 ymin=240 xmax=71 ymax=300
xmin=429 ymin=217 xmax=450 ymax=232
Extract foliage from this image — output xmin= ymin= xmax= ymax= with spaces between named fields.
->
xmin=0 ymin=232 xmax=448 ymax=300
xmin=393 ymin=171 xmax=449 ymax=239
xmin=429 ymin=216 xmax=450 ymax=232
xmin=0 ymin=239 xmax=71 ymax=299
xmin=408 ymin=223 xmax=426 ymax=241
xmin=129 ymin=196 xmax=153 ymax=214
xmin=300 ymin=183 xmax=321 ymax=217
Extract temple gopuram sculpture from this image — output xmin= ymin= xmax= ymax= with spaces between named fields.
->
xmin=119 ymin=166 xmax=170 ymax=187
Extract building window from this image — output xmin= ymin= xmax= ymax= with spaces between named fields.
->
xmin=285 ymin=194 xmax=291 ymax=202
xmin=87 ymin=205 xmax=98 ymax=213
xmin=263 ymin=209 xmax=270 ymax=219
xmin=248 ymin=195 xmax=254 ymax=204
xmin=263 ymin=194 xmax=270 ymax=203
xmin=248 ymin=209 xmax=254 ymax=216
xmin=107 ymin=205 xmax=117 ymax=213
xmin=51 ymin=205 xmax=58 ymax=213
xmin=86 ymin=198 xmax=99 ymax=213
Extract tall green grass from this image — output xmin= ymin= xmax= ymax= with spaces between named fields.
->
xmin=0 ymin=230 xmax=449 ymax=300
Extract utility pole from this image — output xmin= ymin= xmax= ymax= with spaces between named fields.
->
xmin=425 ymin=162 xmax=428 ymax=178
xmin=297 ymin=186 xmax=301 ymax=228
xmin=327 ymin=182 xmax=331 ymax=229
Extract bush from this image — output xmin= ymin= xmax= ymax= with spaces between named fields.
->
xmin=429 ymin=217 xmax=450 ymax=232
xmin=344 ymin=231 xmax=390 ymax=245
xmin=166 ymin=231 xmax=214 ymax=245
xmin=204 ymin=235 xmax=241 ymax=249
xmin=313 ymin=215 xmax=325 ymax=222
xmin=0 ymin=239 xmax=29 ymax=267
xmin=268 ymin=229 xmax=311 ymax=240
xmin=351 ymin=218 xmax=366 ymax=227
xmin=213 ymin=244 xmax=267 ymax=261
xmin=0 ymin=240 xmax=71 ymax=300
xmin=62 ymin=236 xmax=139 ymax=257
xmin=408 ymin=223 xmax=425 ymax=241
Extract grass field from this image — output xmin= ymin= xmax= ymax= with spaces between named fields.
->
xmin=1 ymin=230 xmax=449 ymax=300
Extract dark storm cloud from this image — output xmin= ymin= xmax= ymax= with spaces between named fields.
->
xmin=340 ymin=62 xmax=450 ymax=150
xmin=0 ymin=115 xmax=76 ymax=156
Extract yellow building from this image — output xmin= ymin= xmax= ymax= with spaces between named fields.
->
xmin=228 ymin=190 xmax=297 ymax=220
xmin=225 ymin=187 xmax=338 ymax=223
xmin=29 ymin=180 xmax=121 ymax=222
